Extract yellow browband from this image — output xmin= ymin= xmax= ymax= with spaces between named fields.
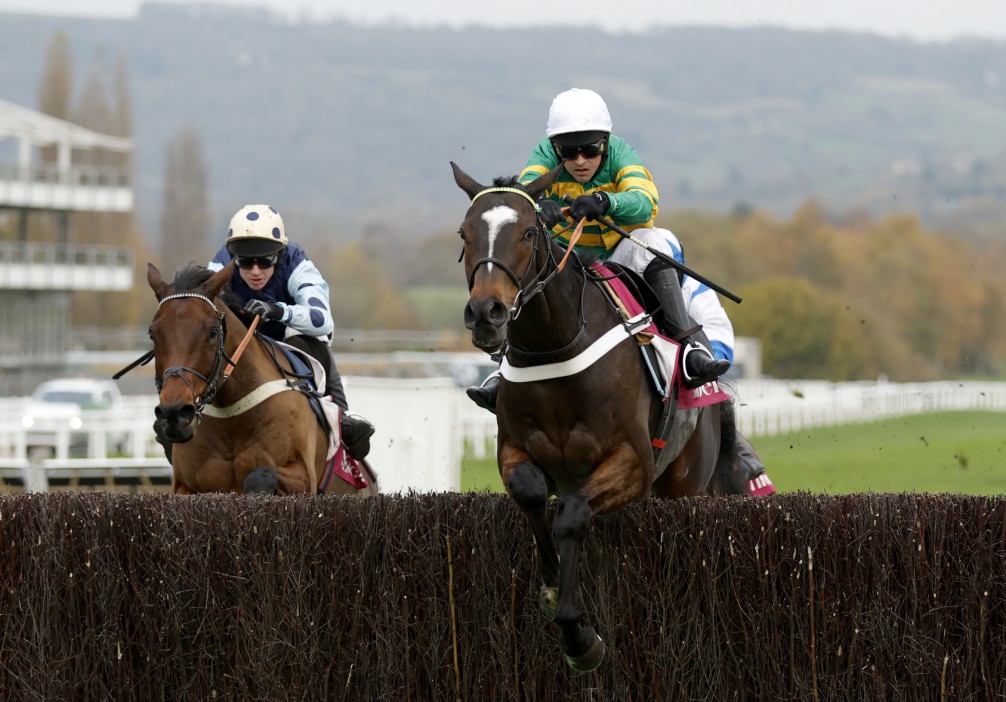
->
xmin=471 ymin=186 xmax=540 ymax=212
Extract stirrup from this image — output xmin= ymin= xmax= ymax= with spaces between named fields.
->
xmin=681 ymin=342 xmax=729 ymax=389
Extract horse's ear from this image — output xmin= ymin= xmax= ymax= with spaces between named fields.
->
xmin=523 ymin=163 xmax=564 ymax=200
xmin=207 ymin=261 xmax=235 ymax=298
xmin=147 ymin=263 xmax=169 ymax=299
xmin=451 ymin=161 xmax=486 ymax=201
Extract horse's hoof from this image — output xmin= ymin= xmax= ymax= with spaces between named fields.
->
xmin=564 ymin=632 xmax=605 ymax=673
xmin=538 ymin=585 xmax=559 ymax=618
xmin=243 ymin=466 xmax=278 ymax=495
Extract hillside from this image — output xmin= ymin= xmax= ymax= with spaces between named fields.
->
xmin=0 ymin=2 xmax=1004 ymax=253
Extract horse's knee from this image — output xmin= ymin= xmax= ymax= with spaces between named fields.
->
xmin=508 ymin=462 xmax=549 ymax=512
xmin=553 ymin=494 xmax=591 ymax=543
xmin=244 ymin=466 xmax=278 ymax=495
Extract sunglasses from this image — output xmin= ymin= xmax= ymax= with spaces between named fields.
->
xmin=235 ymin=255 xmax=278 ymax=270
xmin=552 ymin=138 xmax=607 ymax=161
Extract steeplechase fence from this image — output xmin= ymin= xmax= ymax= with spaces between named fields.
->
xmin=1 ymin=490 xmax=1003 ymax=700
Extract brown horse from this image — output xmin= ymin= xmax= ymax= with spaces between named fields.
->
xmin=144 ymin=262 xmax=377 ymax=496
xmin=453 ymin=162 xmax=739 ymax=671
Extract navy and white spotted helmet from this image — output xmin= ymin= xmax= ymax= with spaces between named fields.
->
xmin=225 ymin=204 xmax=288 ymax=258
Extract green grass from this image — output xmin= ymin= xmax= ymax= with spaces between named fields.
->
xmin=461 ymin=411 xmax=1006 ymax=496
xmin=758 ymin=411 xmax=1006 ymax=495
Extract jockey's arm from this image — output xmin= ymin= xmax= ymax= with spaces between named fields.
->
xmin=282 ymin=259 xmax=335 ymax=338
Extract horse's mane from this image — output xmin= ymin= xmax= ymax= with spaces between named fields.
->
xmin=171 ymin=264 xmax=215 ymax=291
xmin=171 ymin=263 xmax=239 ymax=307
xmin=492 ymin=175 xmax=520 ymax=187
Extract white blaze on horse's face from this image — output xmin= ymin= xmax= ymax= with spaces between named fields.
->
xmin=480 ymin=205 xmax=518 ymax=274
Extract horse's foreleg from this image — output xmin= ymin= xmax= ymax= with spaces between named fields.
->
xmin=552 ymin=493 xmax=604 ymax=672
xmin=507 ymin=462 xmax=560 ymax=590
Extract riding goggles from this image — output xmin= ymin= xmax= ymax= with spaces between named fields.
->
xmin=235 ymin=255 xmax=278 ymax=270
xmin=551 ymin=137 xmax=607 ymax=161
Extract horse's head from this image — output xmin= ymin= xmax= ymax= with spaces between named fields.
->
xmin=452 ymin=161 xmax=563 ymax=352
xmin=146 ymin=262 xmax=234 ymax=443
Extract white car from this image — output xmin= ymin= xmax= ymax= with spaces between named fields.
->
xmin=21 ymin=378 xmax=125 ymax=456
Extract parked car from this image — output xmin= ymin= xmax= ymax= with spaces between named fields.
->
xmin=21 ymin=378 xmax=125 ymax=457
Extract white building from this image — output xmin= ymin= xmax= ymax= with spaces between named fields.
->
xmin=0 ymin=98 xmax=135 ymax=395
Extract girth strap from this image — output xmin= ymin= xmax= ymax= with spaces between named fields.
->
xmin=201 ymin=379 xmax=293 ymax=418
xmin=500 ymin=312 xmax=651 ymax=383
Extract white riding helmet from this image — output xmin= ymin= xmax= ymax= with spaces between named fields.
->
xmin=226 ymin=204 xmax=288 ymax=258
xmin=545 ymin=88 xmax=613 ymax=139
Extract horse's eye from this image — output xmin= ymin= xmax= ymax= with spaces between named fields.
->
xmin=523 ymin=228 xmax=537 ymax=241
xmin=457 ymin=229 xmax=466 ymax=242
xmin=208 ymin=327 xmax=219 ymax=341
xmin=147 ymin=327 xmax=154 ymax=341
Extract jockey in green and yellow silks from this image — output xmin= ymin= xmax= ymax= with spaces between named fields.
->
xmin=519 ymin=133 xmax=659 ymax=257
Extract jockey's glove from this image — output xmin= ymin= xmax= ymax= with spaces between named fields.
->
xmin=568 ymin=191 xmax=610 ymax=222
xmin=536 ymin=198 xmax=566 ymax=229
xmin=244 ymin=299 xmax=284 ymax=321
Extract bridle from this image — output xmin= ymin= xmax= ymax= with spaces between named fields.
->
xmin=464 ymin=186 xmax=589 ymax=359
xmin=465 ymin=186 xmax=569 ymax=320
xmin=154 ymin=292 xmax=234 ymax=414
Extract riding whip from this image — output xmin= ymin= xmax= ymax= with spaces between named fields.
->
xmin=561 ymin=196 xmax=742 ymax=303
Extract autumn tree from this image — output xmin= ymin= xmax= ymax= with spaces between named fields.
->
xmin=326 ymin=240 xmax=421 ymax=330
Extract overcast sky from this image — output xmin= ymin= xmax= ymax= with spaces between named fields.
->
xmin=0 ymin=0 xmax=1004 ymax=42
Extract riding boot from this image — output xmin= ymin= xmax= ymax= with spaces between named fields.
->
xmin=466 ymin=371 xmax=500 ymax=415
xmin=325 ymin=353 xmax=349 ymax=411
xmin=643 ymin=259 xmax=730 ymax=389
xmin=341 ymin=411 xmax=375 ymax=461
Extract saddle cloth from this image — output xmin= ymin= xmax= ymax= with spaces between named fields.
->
xmin=592 ymin=263 xmax=730 ymax=409
xmin=270 ymin=339 xmax=369 ymax=490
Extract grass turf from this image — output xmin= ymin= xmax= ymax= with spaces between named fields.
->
xmin=460 ymin=411 xmax=1006 ymax=496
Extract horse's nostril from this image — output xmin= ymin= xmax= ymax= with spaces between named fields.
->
xmin=177 ymin=406 xmax=197 ymax=425
xmin=487 ymin=300 xmax=510 ymax=325
xmin=464 ymin=301 xmax=478 ymax=329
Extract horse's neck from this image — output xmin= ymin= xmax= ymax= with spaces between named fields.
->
xmin=508 ymin=257 xmax=598 ymax=359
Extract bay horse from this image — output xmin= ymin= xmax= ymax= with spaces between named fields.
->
xmin=452 ymin=162 xmax=740 ymax=671
xmin=143 ymin=262 xmax=378 ymax=496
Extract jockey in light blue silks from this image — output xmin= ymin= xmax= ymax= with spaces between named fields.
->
xmin=207 ymin=204 xmax=373 ymax=460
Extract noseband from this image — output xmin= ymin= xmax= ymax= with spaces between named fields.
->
xmin=465 ymin=186 xmax=562 ymax=319
xmin=155 ymin=292 xmax=234 ymax=413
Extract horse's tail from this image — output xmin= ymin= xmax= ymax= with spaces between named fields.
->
xmin=706 ymin=398 xmax=747 ymax=496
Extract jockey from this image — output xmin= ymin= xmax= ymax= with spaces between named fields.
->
xmin=466 ymin=87 xmax=730 ymax=411
xmin=465 ymin=88 xmax=769 ymax=488
xmin=208 ymin=204 xmax=373 ymax=459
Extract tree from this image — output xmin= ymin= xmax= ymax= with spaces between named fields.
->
xmin=159 ymin=126 xmax=210 ymax=273
xmin=326 ymin=240 xmax=420 ymax=330
xmin=37 ymin=30 xmax=73 ymax=163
